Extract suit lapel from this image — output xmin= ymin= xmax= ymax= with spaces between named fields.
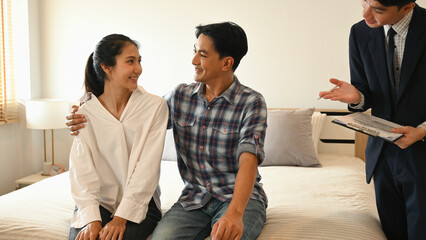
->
xmin=398 ymin=6 xmax=426 ymax=103
xmin=369 ymin=27 xmax=396 ymax=103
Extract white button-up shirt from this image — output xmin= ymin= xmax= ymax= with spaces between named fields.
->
xmin=69 ymin=86 xmax=168 ymax=228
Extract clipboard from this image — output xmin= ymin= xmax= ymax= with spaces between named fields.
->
xmin=332 ymin=112 xmax=403 ymax=143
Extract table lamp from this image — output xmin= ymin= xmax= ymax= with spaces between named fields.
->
xmin=26 ymin=99 xmax=70 ymax=176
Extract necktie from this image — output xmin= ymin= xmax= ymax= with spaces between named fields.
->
xmin=387 ymin=27 xmax=397 ymax=92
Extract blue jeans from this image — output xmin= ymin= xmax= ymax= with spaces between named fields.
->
xmin=151 ymin=198 xmax=266 ymax=240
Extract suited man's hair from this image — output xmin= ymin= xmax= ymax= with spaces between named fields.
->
xmin=377 ymin=0 xmax=416 ymax=9
xmin=195 ymin=22 xmax=248 ymax=72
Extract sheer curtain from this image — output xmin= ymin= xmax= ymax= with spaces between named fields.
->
xmin=0 ymin=0 xmax=18 ymax=124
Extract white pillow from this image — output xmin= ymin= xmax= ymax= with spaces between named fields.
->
xmin=161 ymin=129 xmax=178 ymax=161
xmin=261 ymin=108 xmax=322 ymax=167
xmin=311 ymin=112 xmax=327 ymax=153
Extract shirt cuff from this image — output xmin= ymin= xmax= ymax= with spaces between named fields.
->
xmin=417 ymin=122 xmax=426 ymax=141
xmin=114 ymin=197 xmax=148 ymax=224
xmin=237 ymin=142 xmax=264 ymax=165
xmin=349 ymin=91 xmax=365 ymax=109
xmin=71 ymin=204 xmax=101 ymax=228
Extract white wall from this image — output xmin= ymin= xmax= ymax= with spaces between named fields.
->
xmin=36 ymin=0 xmax=426 ymax=107
xmin=1 ymin=0 xmax=426 ymax=195
xmin=38 ymin=0 xmax=360 ymax=108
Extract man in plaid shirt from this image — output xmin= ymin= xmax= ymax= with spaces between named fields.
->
xmin=151 ymin=22 xmax=267 ymax=240
xmin=67 ymin=22 xmax=267 ymax=240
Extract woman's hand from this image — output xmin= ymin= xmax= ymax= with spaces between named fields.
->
xmin=76 ymin=221 xmax=102 ymax=240
xmin=99 ymin=216 xmax=127 ymax=240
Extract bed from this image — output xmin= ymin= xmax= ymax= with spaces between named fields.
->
xmin=0 ymin=109 xmax=386 ymax=239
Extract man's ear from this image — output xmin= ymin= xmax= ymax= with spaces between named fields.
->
xmin=402 ymin=2 xmax=415 ymax=14
xmin=222 ymin=57 xmax=234 ymax=71
xmin=101 ymin=63 xmax=112 ymax=75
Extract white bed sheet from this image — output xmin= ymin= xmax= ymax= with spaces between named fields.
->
xmin=0 ymin=171 xmax=73 ymax=240
xmin=0 ymin=154 xmax=385 ymax=240
xmin=257 ymin=154 xmax=385 ymax=239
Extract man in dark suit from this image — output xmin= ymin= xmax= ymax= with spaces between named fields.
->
xmin=319 ymin=0 xmax=426 ymax=239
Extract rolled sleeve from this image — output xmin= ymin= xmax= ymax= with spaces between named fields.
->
xmin=237 ymin=97 xmax=267 ymax=164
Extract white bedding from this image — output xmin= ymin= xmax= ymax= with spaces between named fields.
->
xmin=0 ymin=154 xmax=385 ymax=240
xmin=257 ymin=154 xmax=385 ymax=239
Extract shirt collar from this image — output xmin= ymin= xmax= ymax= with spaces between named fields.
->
xmin=81 ymin=85 xmax=145 ymax=103
xmin=384 ymin=9 xmax=413 ymax=38
xmin=192 ymin=76 xmax=241 ymax=104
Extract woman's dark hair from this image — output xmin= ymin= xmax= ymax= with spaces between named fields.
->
xmin=84 ymin=34 xmax=139 ymax=97
xmin=195 ymin=22 xmax=248 ymax=72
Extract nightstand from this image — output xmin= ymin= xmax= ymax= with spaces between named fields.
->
xmin=15 ymin=171 xmax=50 ymax=189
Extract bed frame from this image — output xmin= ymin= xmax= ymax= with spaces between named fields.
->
xmin=318 ymin=109 xmax=367 ymax=161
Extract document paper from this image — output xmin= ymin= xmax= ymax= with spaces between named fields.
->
xmin=332 ymin=112 xmax=403 ymax=142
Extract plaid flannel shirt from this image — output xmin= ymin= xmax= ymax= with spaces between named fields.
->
xmin=165 ymin=77 xmax=268 ymax=210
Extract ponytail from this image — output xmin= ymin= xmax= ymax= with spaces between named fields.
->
xmin=84 ymin=53 xmax=104 ymax=97
xmin=83 ymin=34 xmax=139 ymax=98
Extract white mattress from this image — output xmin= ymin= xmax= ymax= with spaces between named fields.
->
xmin=0 ymin=154 xmax=385 ymax=239
xmin=257 ymin=154 xmax=385 ymax=239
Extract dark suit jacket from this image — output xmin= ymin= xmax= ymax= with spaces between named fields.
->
xmin=348 ymin=5 xmax=426 ymax=183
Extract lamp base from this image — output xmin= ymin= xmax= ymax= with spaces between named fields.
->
xmin=42 ymin=162 xmax=51 ymax=176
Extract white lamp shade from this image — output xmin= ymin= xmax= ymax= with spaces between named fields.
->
xmin=26 ymin=99 xmax=70 ymax=129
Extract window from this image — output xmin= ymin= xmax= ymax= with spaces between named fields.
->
xmin=0 ymin=0 xmax=18 ymax=124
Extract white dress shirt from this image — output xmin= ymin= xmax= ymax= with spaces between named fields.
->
xmin=69 ymin=86 xmax=168 ymax=228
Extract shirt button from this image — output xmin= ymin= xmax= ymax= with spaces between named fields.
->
xmin=200 ymin=146 xmax=203 ymax=150
xmin=254 ymin=135 xmax=259 ymax=139
xmin=201 ymin=164 xmax=204 ymax=169
xmin=207 ymin=182 xmax=210 ymax=186
xmin=202 ymin=126 xmax=206 ymax=129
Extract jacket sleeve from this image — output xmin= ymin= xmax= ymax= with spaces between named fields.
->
xmin=349 ymin=24 xmax=372 ymax=112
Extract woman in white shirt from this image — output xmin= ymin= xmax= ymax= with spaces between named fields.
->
xmin=68 ymin=34 xmax=168 ymax=240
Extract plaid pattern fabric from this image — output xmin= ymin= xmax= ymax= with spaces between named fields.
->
xmin=165 ymin=77 xmax=268 ymax=210
xmin=384 ymin=10 xmax=413 ymax=90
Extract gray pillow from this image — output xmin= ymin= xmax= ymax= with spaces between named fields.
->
xmin=261 ymin=108 xmax=321 ymax=167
